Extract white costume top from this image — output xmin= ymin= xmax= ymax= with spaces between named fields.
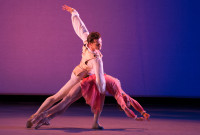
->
xmin=71 ymin=10 xmax=106 ymax=93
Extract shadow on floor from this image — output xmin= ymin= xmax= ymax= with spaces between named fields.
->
xmin=37 ymin=127 xmax=147 ymax=133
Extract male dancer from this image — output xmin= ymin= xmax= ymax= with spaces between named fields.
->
xmin=26 ymin=5 xmax=106 ymax=128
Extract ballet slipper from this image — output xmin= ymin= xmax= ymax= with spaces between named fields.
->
xmin=35 ymin=117 xmax=50 ymax=129
xmin=31 ymin=111 xmax=47 ymax=124
xmin=92 ymin=123 xmax=104 ymax=130
xmin=26 ymin=114 xmax=37 ymax=128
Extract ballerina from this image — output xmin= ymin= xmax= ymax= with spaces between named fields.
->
xmin=31 ymin=74 xmax=150 ymax=129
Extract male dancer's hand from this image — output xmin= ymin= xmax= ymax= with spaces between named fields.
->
xmin=62 ymin=5 xmax=74 ymax=14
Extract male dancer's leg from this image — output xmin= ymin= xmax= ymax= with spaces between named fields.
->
xmin=92 ymin=93 xmax=105 ymax=129
xmin=34 ymin=73 xmax=82 ymax=114
xmin=33 ymin=84 xmax=104 ymax=130
xmin=26 ymin=72 xmax=84 ymax=128
xmin=32 ymin=83 xmax=82 ymax=128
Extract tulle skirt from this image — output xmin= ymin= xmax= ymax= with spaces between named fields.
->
xmin=81 ymin=74 xmax=121 ymax=113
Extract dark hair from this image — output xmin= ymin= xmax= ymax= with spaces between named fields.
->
xmin=87 ymin=32 xmax=101 ymax=43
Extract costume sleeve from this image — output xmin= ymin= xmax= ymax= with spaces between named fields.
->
xmin=130 ymin=97 xmax=145 ymax=114
xmin=92 ymin=58 xmax=106 ymax=94
xmin=71 ymin=10 xmax=89 ymax=44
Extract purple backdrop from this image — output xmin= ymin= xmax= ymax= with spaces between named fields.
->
xmin=0 ymin=0 xmax=200 ymax=97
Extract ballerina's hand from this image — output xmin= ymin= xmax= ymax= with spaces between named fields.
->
xmin=135 ymin=117 xmax=145 ymax=121
xmin=143 ymin=112 xmax=150 ymax=121
xmin=62 ymin=5 xmax=74 ymax=14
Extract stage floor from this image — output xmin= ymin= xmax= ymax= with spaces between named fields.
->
xmin=0 ymin=103 xmax=200 ymax=135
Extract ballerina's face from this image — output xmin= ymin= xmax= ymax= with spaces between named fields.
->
xmin=89 ymin=38 xmax=102 ymax=51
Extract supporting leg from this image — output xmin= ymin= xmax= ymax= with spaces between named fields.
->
xmin=92 ymin=93 xmax=105 ymax=130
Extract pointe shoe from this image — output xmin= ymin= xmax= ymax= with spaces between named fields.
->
xmin=26 ymin=114 xmax=37 ymax=128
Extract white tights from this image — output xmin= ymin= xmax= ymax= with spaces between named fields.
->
xmin=34 ymin=72 xmax=84 ymax=115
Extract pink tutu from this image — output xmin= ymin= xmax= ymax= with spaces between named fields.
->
xmin=81 ymin=74 xmax=103 ymax=114
xmin=81 ymin=74 xmax=121 ymax=113
xmin=81 ymin=74 xmax=145 ymax=118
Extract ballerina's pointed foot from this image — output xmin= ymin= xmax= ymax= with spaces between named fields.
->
xmin=92 ymin=123 xmax=104 ymax=130
xmin=26 ymin=114 xmax=37 ymax=128
xmin=35 ymin=117 xmax=50 ymax=129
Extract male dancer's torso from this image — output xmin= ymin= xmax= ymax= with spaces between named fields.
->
xmin=73 ymin=44 xmax=103 ymax=77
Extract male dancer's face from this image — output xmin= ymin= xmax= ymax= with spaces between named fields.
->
xmin=89 ymin=38 xmax=102 ymax=51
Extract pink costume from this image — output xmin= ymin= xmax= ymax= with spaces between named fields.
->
xmin=81 ymin=74 xmax=145 ymax=119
